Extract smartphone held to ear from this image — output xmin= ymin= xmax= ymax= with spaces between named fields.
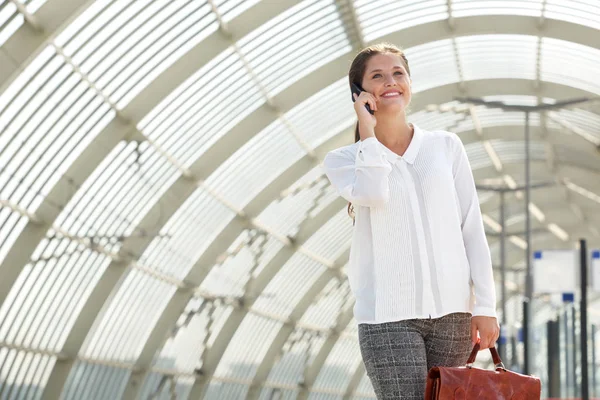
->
xmin=351 ymin=83 xmax=374 ymax=115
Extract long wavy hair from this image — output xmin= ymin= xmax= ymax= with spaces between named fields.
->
xmin=347 ymin=43 xmax=411 ymax=220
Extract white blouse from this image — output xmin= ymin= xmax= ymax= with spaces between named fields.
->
xmin=323 ymin=124 xmax=497 ymax=324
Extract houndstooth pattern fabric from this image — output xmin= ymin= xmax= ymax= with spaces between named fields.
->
xmin=358 ymin=312 xmax=473 ymax=399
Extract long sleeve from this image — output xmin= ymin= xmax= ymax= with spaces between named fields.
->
xmin=451 ymin=136 xmax=497 ymax=318
xmin=323 ymin=137 xmax=393 ymax=208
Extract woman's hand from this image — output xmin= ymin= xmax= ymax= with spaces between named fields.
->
xmin=471 ymin=316 xmax=500 ymax=350
xmin=353 ymin=91 xmax=377 ymax=140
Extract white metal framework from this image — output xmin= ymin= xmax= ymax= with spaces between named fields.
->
xmin=0 ymin=0 xmax=599 ymax=399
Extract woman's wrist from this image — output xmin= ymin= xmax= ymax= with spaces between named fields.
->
xmin=358 ymin=124 xmax=375 ymax=141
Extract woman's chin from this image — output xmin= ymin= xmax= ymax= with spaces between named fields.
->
xmin=377 ymin=101 xmax=408 ymax=114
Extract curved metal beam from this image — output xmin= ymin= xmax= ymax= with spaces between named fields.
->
xmin=181 ymin=204 xmax=352 ymax=399
xmin=40 ymin=129 xmax=350 ymax=400
xmin=123 ymin=197 xmax=349 ymax=399
xmin=245 ymin=246 xmax=351 ymax=400
xmin=1 ymin=7 xmax=598 ymax=398
xmin=124 ymin=14 xmax=600 ymax=122
xmin=3 ymin=25 xmax=596 ymax=316
xmin=3 ymin=7 xmax=599 ymax=314
xmin=22 ymin=80 xmax=595 ymax=400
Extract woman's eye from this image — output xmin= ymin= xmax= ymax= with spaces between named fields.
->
xmin=394 ymin=71 xmax=403 ymax=75
xmin=372 ymin=74 xmax=382 ymax=78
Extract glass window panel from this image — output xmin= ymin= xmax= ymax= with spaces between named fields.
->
xmin=0 ymin=48 xmax=116 ymax=215
xmin=541 ymin=38 xmax=600 ymax=95
xmin=0 ymin=1 xmax=16 ymax=27
xmin=61 ymin=1 xmax=131 ymax=58
xmin=490 ymin=140 xmax=546 ymax=163
xmin=55 ymin=140 xmax=180 ymax=255
xmin=140 ymin=188 xmax=236 ymax=280
xmin=82 ymin=269 xmax=176 ymax=361
xmin=154 ymin=300 xmax=233 ymax=373
xmin=138 ymin=48 xmax=263 ymax=168
xmin=553 ymin=108 xmax=600 ymax=143
xmin=355 ymin=0 xmax=447 ymax=42
xmin=0 ymin=348 xmax=54 ymax=399
xmin=300 ymin=278 xmax=351 ymax=329
xmin=0 ymin=210 xmax=28 ymax=266
xmin=457 ymin=35 xmax=538 ymax=81
xmin=405 ymin=39 xmax=459 ymax=93
xmin=205 ymin=382 xmax=249 ymax=399
xmin=452 ymin=0 xmax=543 ymax=17
xmin=545 ymin=0 xmax=600 ymax=30
xmin=54 ymin=0 xmax=112 ymax=47
xmin=139 ymin=373 xmax=193 ymax=400
xmin=264 ymin=328 xmax=326 ymax=387
xmin=213 ymin=314 xmax=281 ymax=380
xmin=62 ymin=361 xmax=130 ymax=400
xmin=410 ymin=108 xmax=468 ymax=132
xmin=79 ymin=1 xmax=164 ymax=78
xmin=0 ymin=44 xmax=53 ymax=117
xmin=112 ymin=7 xmax=219 ymax=108
xmin=200 ymin=235 xmax=284 ymax=298
xmin=355 ymin=371 xmax=375 ymax=397
xmin=0 ymin=5 xmax=22 ymax=47
xmin=258 ymin=388 xmax=298 ymax=399
xmin=285 ymin=79 xmax=355 ymax=149
xmin=463 ymin=141 xmax=491 ymax=170
xmin=0 ymin=238 xmax=110 ymax=352
xmin=215 ymin=0 xmax=261 ymax=21
xmin=238 ymin=0 xmax=351 ymax=96
xmin=302 ymin=209 xmax=352 ymax=261
xmin=252 ymin=254 xmax=325 ymax=318
xmin=312 ymin=337 xmax=361 ymax=393
xmin=257 ymin=172 xmax=337 ymax=238
xmin=205 ymin=120 xmax=306 ymax=210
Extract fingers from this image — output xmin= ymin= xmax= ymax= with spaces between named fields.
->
xmin=470 ymin=322 xmax=478 ymax=347
xmin=479 ymin=327 xmax=500 ymax=349
xmin=356 ymin=91 xmax=377 ymax=112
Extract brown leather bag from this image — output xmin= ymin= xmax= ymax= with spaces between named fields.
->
xmin=424 ymin=343 xmax=541 ymax=399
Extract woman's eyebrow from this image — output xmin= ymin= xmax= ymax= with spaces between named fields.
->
xmin=368 ymin=66 xmax=404 ymax=74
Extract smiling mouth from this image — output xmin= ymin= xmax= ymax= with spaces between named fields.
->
xmin=381 ymin=92 xmax=402 ymax=98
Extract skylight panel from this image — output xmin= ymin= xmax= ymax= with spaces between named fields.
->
xmin=214 ymin=0 xmax=261 ymax=22
xmin=405 ymin=39 xmax=459 ymax=92
xmin=81 ymin=270 xmax=176 ymax=361
xmin=541 ymin=38 xmax=600 ymax=95
xmin=0 ymin=1 xmax=23 ymax=47
xmin=285 ymin=79 xmax=355 ymax=148
xmin=204 ymin=120 xmax=305 ymax=210
xmin=355 ymin=0 xmax=448 ymax=42
xmin=457 ymin=35 xmax=537 ymax=81
xmin=140 ymin=189 xmax=236 ymax=280
xmin=238 ymin=0 xmax=351 ymax=96
xmin=545 ymin=0 xmax=600 ymax=30
xmin=138 ymin=48 xmax=263 ymax=168
xmin=452 ymin=0 xmax=543 ymax=18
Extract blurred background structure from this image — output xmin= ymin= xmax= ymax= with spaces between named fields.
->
xmin=1 ymin=0 xmax=600 ymax=399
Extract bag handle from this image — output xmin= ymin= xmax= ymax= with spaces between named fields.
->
xmin=466 ymin=342 xmax=506 ymax=371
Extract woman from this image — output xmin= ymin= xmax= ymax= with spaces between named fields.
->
xmin=323 ymin=43 xmax=499 ymax=399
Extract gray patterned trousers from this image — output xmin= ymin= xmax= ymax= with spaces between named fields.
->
xmin=358 ymin=313 xmax=473 ymax=399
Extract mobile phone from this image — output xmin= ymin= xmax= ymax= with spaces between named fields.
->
xmin=351 ymin=83 xmax=374 ymax=115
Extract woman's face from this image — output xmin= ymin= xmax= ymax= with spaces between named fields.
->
xmin=361 ymin=53 xmax=411 ymax=114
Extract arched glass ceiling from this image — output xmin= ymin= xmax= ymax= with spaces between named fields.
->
xmin=1 ymin=1 xmax=600 ymax=399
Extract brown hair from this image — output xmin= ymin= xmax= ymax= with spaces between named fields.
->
xmin=347 ymin=43 xmax=411 ymax=220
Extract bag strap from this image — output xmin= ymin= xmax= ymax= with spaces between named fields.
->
xmin=466 ymin=342 xmax=506 ymax=370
